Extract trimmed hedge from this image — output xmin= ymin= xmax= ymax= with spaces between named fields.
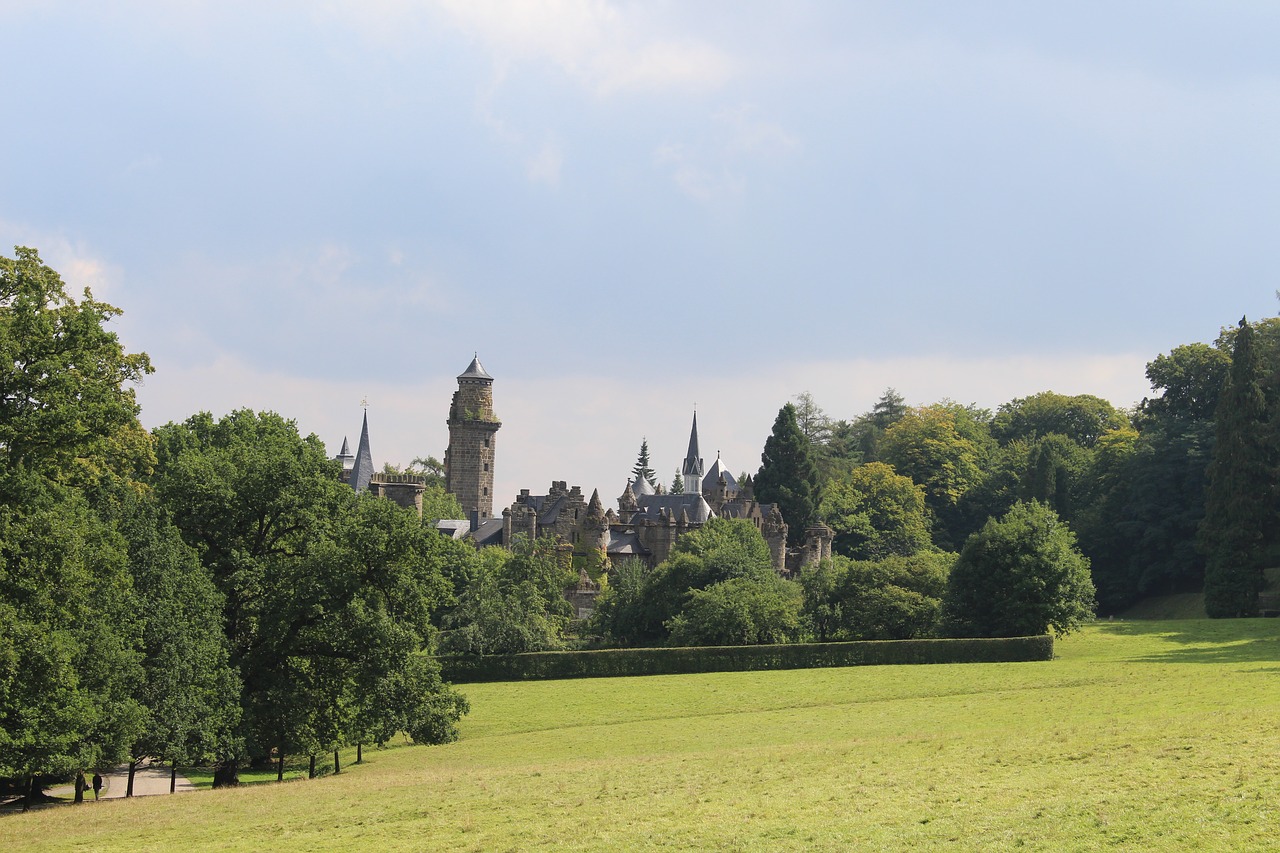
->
xmin=437 ymin=635 xmax=1053 ymax=683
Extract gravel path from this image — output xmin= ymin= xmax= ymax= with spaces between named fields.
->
xmin=45 ymin=760 xmax=195 ymax=800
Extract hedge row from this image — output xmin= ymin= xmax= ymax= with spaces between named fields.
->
xmin=437 ymin=635 xmax=1054 ymax=683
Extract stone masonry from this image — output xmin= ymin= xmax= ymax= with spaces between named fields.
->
xmin=444 ymin=356 xmax=500 ymax=517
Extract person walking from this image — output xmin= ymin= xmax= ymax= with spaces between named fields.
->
xmin=92 ymin=772 xmax=103 ymax=801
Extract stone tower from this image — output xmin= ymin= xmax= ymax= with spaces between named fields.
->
xmin=445 ymin=355 xmax=501 ymax=517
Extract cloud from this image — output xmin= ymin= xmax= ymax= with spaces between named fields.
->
xmin=0 ymin=221 xmax=120 ymax=301
xmin=433 ymin=0 xmax=736 ymax=96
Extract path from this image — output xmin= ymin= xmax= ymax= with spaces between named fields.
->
xmin=44 ymin=760 xmax=195 ymax=801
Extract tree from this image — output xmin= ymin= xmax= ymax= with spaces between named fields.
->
xmin=0 ymin=247 xmax=157 ymax=805
xmin=0 ymin=247 xmax=154 ymax=485
xmin=943 ymin=501 xmax=1095 ymax=637
xmin=151 ymin=410 xmax=467 ymax=781
xmin=879 ymin=406 xmax=983 ymax=550
xmin=671 ymin=468 xmax=684 ymax=494
xmin=600 ymin=519 xmax=777 ymax=647
xmin=437 ymin=536 xmax=574 ymax=655
xmin=666 ymin=575 xmax=804 ymax=646
xmin=631 ymin=439 xmax=657 ymax=489
xmin=1200 ymin=317 xmax=1272 ymax=617
xmin=801 ymin=552 xmax=952 ymax=642
xmin=992 ymin=392 xmax=1129 ymax=448
xmin=818 ymin=462 xmax=931 ymax=560
xmin=755 ymin=403 xmax=821 ymax=544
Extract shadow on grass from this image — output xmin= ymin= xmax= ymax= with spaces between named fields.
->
xmin=1095 ymin=619 xmax=1280 ymax=664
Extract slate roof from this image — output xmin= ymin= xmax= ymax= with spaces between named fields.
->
xmin=703 ymin=455 xmax=738 ymax=492
xmin=458 ymin=355 xmax=493 ymax=381
xmin=606 ymin=530 xmax=645 ymax=555
xmin=630 ymin=476 xmax=656 ymax=497
xmin=681 ymin=411 xmax=703 ymax=477
xmin=634 ymin=493 xmax=713 ymax=524
xmin=349 ymin=411 xmax=373 ymax=493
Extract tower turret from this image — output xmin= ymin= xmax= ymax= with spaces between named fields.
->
xmin=349 ymin=411 xmax=374 ymax=493
xmin=444 ymin=355 xmax=501 ymax=516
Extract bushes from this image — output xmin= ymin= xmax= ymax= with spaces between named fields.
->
xmin=437 ymin=635 xmax=1053 ymax=682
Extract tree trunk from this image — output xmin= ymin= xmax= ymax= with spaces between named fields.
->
xmin=126 ymin=760 xmax=137 ymax=797
xmin=334 ymin=750 xmax=340 ymax=775
xmin=212 ymin=759 xmax=240 ymax=788
xmin=22 ymin=774 xmax=35 ymax=812
xmin=308 ymin=754 xmax=316 ymax=779
xmin=356 ymin=743 xmax=363 ymax=764
xmin=170 ymin=763 xmax=177 ymax=794
xmin=74 ymin=771 xmax=86 ymax=804
xmin=277 ymin=751 xmax=286 ymax=783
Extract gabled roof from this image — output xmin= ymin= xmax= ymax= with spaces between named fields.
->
xmin=349 ymin=411 xmax=373 ymax=493
xmin=458 ymin=355 xmax=493 ymax=381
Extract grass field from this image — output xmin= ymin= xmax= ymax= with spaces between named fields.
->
xmin=5 ymin=619 xmax=1280 ymax=851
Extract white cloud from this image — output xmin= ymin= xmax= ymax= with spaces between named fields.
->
xmin=0 ymin=221 xmax=120 ymax=301
xmin=433 ymin=0 xmax=736 ymax=96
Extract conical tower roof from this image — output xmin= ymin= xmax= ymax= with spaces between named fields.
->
xmin=349 ymin=411 xmax=374 ymax=492
xmin=458 ymin=354 xmax=493 ymax=381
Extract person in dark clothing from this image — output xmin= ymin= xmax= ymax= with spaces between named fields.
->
xmin=92 ymin=772 xmax=103 ymax=800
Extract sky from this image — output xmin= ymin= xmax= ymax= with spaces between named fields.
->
xmin=3 ymin=1 xmax=1279 ymax=506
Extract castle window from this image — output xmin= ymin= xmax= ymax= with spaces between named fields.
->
xmin=484 ymin=438 xmax=490 ymax=448
xmin=484 ymin=463 xmax=489 ymax=471
xmin=483 ymin=487 xmax=488 ymax=496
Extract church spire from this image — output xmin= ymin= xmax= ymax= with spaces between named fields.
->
xmin=682 ymin=410 xmax=704 ymax=496
xmin=350 ymin=409 xmax=373 ymax=493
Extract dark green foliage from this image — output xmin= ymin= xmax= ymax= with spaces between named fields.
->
xmin=593 ymin=519 xmax=777 ymax=647
xmin=437 ymin=635 xmax=1054 ymax=682
xmin=665 ymin=575 xmax=804 ymax=647
xmin=587 ymin=557 xmax=652 ymax=647
xmin=1201 ymin=318 xmax=1272 ymax=617
xmin=631 ymin=439 xmax=657 ymax=489
xmin=800 ymin=553 xmax=952 ymax=642
xmin=819 ymin=462 xmax=931 ymax=560
xmin=151 ymin=410 xmax=469 ymax=772
xmin=0 ymin=477 xmax=145 ymax=782
xmin=755 ymin=403 xmax=821 ymax=543
xmin=437 ymin=536 xmax=575 ymax=655
xmin=943 ymin=501 xmax=1095 ymax=637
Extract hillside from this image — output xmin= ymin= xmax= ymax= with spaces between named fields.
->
xmin=6 ymin=620 xmax=1280 ymax=851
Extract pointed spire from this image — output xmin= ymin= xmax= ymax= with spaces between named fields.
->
xmin=350 ymin=410 xmax=373 ymax=493
xmin=585 ymin=488 xmax=606 ymax=521
xmin=682 ymin=410 xmax=704 ymax=496
xmin=339 ymin=436 xmax=350 ymax=456
xmin=458 ymin=354 xmax=493 ymax=381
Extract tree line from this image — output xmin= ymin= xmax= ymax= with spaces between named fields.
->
xmin=2 ymin=245 xmax=1270 ymax=807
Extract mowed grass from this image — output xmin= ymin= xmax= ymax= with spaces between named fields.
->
xmin=6 ymin=620 xmax=1280 ymax=852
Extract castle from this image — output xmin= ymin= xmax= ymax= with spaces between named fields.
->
xmin=338 ymin=356 xmax=833 ymax=584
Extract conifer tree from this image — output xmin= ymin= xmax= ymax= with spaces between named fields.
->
xmin=1201 ymin=317 xmax=1272 ymax=617
xmin=631 ymin=439 xmax=657 ymax=489
xmin=755 ymin=403 xmax=821 ymax=544
xmin=671 ymin=468 xmax=684 ymax=494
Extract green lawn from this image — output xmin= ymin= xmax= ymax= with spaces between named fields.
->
xmin=7 ymin=619 xmax=1280 ymax=851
